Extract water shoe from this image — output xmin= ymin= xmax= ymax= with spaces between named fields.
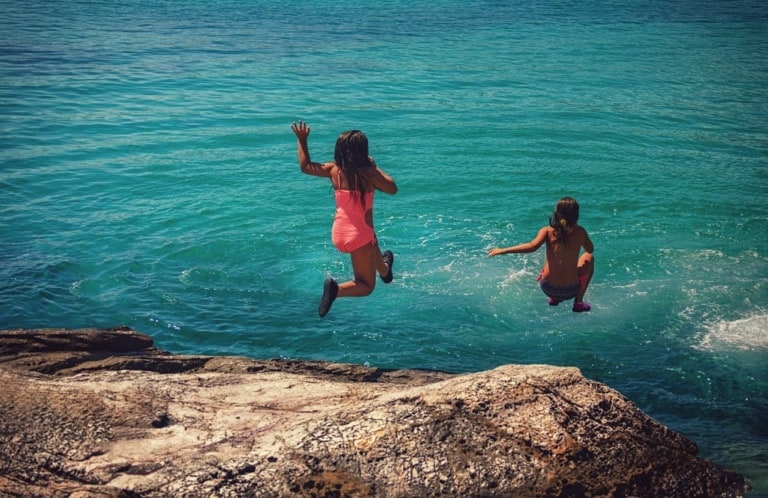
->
xmin=572 ymin=301 xmax=591 ymax=313
xmin=319 ymin=278 xmax=339 ymax=317
xmin=381 ymin=250 xmax=394 ymax=284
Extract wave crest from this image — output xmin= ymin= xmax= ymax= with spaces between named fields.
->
xmin=696 ymin=313 xmax=768 ymax=351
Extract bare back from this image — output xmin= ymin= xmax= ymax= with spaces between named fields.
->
xmin=541 ymin=225 xmax=593 ymax=286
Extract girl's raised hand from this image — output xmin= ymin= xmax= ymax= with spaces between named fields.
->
xmin=291 ymin=121 xmax=310 ymax=141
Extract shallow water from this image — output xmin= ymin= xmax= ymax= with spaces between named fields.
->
xmin=2 ymin=0 xmax=767 ymax=493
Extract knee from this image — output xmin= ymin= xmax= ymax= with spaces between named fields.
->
xmin=364 ymin=280 xmax=376 ymax=295
xmin=356 ymin=279 xmax=375 ymax=296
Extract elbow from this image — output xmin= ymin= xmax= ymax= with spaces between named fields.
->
xmin=379 ymin=183 xmax=397 ymax=195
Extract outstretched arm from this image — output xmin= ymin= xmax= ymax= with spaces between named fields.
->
xmin=488 ymin=227 xmax=548 ymax=257
xmin=291 ymin=121 xmax=332 ymax=177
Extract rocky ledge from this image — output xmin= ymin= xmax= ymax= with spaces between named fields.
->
xmin=0 ymin=327 xmax=749 ymax=497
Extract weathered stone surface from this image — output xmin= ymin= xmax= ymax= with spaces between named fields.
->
xmin=0 ymin=328 xmax=749 ymax=497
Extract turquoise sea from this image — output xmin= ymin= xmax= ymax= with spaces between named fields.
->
xmin=2 ymin=0 xmax=767 ymax=494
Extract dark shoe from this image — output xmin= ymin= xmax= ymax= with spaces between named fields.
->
xmin=380 ymin=250 xmax=394 ymax=284
xmin=548 ymin=297 xmax=562 ymax=306
xmin=572 ymin=301 xmax=591 ymax=313
xmin=319 ymin=278 xmax=339 ymax=317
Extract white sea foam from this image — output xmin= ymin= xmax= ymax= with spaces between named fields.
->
xmin=695 ymin=313 xmax=768 ymax=351
xmin=499 ymin=268 xmax=532 ymax=289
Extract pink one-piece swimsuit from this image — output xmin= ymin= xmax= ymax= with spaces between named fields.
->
xmin=332 ymin=189 xmax=375 ymax=253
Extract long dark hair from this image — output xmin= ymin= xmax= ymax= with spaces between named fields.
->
xmin=334 ymin=130 xmax=373 ymax=203
xmin=549 ymin=197 xmax=580 ymax=245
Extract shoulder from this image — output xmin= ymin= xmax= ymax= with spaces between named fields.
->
xmin=315 ymin=161 xmax=337 ymax=176
xmin=573 ymin=225 xmax=589 ymax=237
xmin=538 ymin=226 xmax=554 ymax=242
xmin=573 ymin=225 xmax=593 ymax=246
xmin=328 ymin=164 xmax=343 ymax=187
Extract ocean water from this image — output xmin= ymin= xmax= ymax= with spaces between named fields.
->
xmin=1 ymin=0 xmax=767 ymax=494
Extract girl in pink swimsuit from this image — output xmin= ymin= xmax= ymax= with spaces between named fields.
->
xmin=291 ymin=121 xmax=398 ymax=317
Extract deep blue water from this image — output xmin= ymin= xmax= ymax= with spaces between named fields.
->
xmin=2 ymin=0 xmax=767 ymax=494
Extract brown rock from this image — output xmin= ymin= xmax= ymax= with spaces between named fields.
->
xmin=0 ymin=328 xmax=749 ymax=497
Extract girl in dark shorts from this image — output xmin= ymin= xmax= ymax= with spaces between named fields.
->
xmin=488 ymin=197 xmax=594 ymax=312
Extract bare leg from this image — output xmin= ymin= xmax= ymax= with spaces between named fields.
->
xmin=373 ymin=239 xmax=390 ymax=278
xmin=338 ymin=243 xmax=378 ymax=298
xmin=575 ymin=253 xmax=594 ymax=303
